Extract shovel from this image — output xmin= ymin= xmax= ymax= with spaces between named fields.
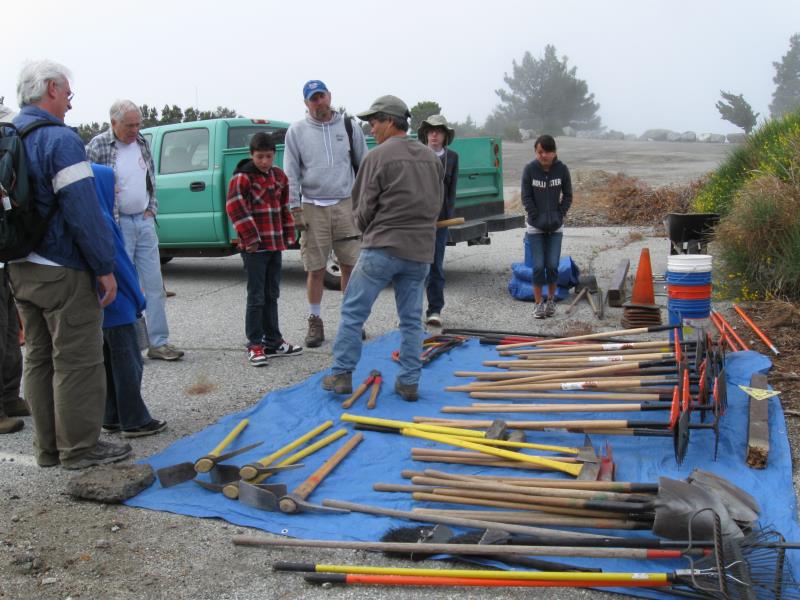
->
xmin=155 ymin=418 xmax=262 ymax=487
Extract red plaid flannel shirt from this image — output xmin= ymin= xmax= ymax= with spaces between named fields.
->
xmin=225 ymin=165 xmax=295 ymax=251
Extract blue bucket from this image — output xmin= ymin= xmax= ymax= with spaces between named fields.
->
xmin=668 ymin=298 xmax=711 ymax=319
xmin=665 ymin=270 xmax=712 ymax=285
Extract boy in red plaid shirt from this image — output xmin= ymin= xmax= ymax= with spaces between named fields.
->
xmin=226 ymin=133 xmax=302 ymax=366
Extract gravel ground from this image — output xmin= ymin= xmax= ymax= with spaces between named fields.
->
xmin=1 ymin=137 xmax=789 ymax=600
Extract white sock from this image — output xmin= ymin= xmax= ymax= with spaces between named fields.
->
xmin=309 ymin=304 xmax=321 ymax=317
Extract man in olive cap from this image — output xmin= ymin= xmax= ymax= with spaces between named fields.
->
xmin=321 ymin=96 xmax=442 ymax=401
xmin=418 ymin=115 xmax=459 ymax=328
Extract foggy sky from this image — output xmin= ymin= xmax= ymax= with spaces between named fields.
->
xmin=2 ymin=0 xmax=798 ymax=135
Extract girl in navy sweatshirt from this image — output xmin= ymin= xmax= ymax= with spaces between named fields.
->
xmin=520 ymin=135 xmax=572 ymax=318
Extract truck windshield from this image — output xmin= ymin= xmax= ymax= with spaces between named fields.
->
xmin=227 ymin=126 xmax=288 ymax=149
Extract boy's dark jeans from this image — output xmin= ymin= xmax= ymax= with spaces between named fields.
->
xmin=527 ymin=231 xmax=563 ymax=287
xmin=103 ymin=323 xmax=152 ymax=430
xmin=242 ymin=250 xmax=283 ymax=349
xmin=425 ymin=227 xmax=449 ymax=316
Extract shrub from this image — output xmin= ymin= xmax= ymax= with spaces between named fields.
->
xmin=602 ymin=174 xmax=702 ymax=225
xmin=715 ymin=172 xmax=800 ymax=300
xmin=693 ymin=109 xmax=800 ymax=216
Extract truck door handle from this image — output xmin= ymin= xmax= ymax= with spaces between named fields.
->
xmin=190 ymin=182 xmax=206 ymax=192
xmin=468 ymin=174 xmax=478 ymax=179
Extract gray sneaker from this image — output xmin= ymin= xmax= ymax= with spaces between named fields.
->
xmin=394 ymin=380 xmax=419 ymax=402
xmin=147 ymin=343 xmax=184 ymax=361
xmin=321 ymin=372 xmax=352 ymax=394
xmin=545 ymin=299 xmax=557 ymax=317
xmin=534 ymin=302 xmax=546 ymax=319
xmin=305 ymin=315 xmax=325 ymax=348
xmin=61 ymin=440 xmax=132 ymax=470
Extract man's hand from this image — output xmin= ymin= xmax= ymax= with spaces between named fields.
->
xmin=245 ymin=242 xmax=260 ymax=253
xmin=291 ymin=206 xmax=307 ymax=231
xmin=144 ymin=209 xmax=155 ymax=219
xmin=97 ymin=273 xmax=118 ymax=308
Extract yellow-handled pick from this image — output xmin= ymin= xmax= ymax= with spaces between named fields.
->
xmin=402 ymin=428 xmax=583 ymax=477
xmin=223 ymin=429 xmax=349 ymax=499
xmin=340 ymin=413 xmax=485 ymax=439
xmin=239 ymin=421 xmax=333 ymax=480
xmin=195 ymin=418 xmax=250 ymax=472
xmin=448 ymin=435 xmax=581 ymax=455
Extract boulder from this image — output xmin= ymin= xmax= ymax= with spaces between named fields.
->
xmin=697 ymin=133 xmax=712 ymax=142
xmin=726 ymin=132 xmax=746 ymax=144
xmin=639 ymin=128 xmax=674 ymax=141
xmin=66 ymin=463 xmax=155 ymax=503
xmin=606 ymin=130 xmax=625 ymax=140
xmin=666 ymin=132 xmax=682 ymax=142
xmin=624 ymin=133 xmax=638 ymax=141
xmin=709 ymin=133 xmax=726 ymax=143
xmin=680 ymin=131 xmax=697 ymax=142
xmin=562 ymin=126 xmax=576 ymax=137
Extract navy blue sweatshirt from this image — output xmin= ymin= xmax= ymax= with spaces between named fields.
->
xmin=520 ymin=158 xmax=572 ymax=233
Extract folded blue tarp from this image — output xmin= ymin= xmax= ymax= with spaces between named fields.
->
xmin=127 ymin=332 xmax=799 ymax=599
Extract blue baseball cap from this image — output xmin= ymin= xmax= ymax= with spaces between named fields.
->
xmin=303 ymin=80 xmax=329 ymax=101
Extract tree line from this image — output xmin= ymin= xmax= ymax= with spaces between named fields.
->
xmin=75 ymin=104 xmax=238 ymax=142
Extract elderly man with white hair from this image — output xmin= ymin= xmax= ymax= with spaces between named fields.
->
xmin=86 ymin=100 xmax=183 ymax=362
xmin=9 ymin=59 xmax=131 ymax=469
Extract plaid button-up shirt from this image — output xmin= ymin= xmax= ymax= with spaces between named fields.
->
xmin=86 ymin=129 xmax=158 ymax=222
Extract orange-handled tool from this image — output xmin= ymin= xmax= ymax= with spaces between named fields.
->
xmin=732 ymin=304 xmax=779 ymax=356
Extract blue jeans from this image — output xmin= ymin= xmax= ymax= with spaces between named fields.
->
xmin=527 ymin=232 xmax=563 ymax=287
xmin=119 ymin=213 xmax=169 ymax=347
xmin=425 ymin=227 xmax=448 ymax=316
xmin=103 ymin=323 xmax=152 ymax=430
xmin=333 ymin=248 xmax=429 ymax=385
xmin=241 ymin=251 xmax=283 ymax=348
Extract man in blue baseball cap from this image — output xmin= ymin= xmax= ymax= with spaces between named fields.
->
xmin=284 ymin=81 xmax=369 ymax=348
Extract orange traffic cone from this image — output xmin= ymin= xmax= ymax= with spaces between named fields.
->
xmin=628 ymin=248 xmax=657 ymax=307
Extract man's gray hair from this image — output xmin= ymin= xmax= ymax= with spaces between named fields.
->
xmin=110 ymin=99 xmax=141 ymax=122
xmin=16 ymin=60 xmax=72 ymax=107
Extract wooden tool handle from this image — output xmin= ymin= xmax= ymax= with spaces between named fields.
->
xmin=257 ymin=421 xmax=332 ymax=467
xmin=250 ymin=429 xmax=349 ymax=484
xmin=195 ymin=418 xmax=249 ymax=472
xmin=565 ymin=288 xmax=587 ymax=315
xmin=367 ymin=378 xmax=381 ymax=409
xmin=292 ymin=433 xmax=364 ymax=500
xmin=342 ymin=383 xmax=370 ymax=409
xmin=436 ymin=217 xmax=465 ymax=228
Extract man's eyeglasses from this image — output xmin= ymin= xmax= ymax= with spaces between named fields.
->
xmin=66 ymin=91 xmax=74 ymax=102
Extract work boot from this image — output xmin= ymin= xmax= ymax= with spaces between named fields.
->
xmin=4 ymin=397 xmax=30 ymax=417
xmin=0 ymin=415 xmax=23 ymax=434
xmin=394 ymin=380 xmax=419 ymax=402
xmin=321 ymin=372 xmax=352 ymax=394
xmin=61 ymin=440 xmax=132 ymax=470
xmin=305 ymin=315 xmax=324 ymax=348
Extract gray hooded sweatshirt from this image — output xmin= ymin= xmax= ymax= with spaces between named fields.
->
xmin=283 ymin=111 xmax=369 ymax=208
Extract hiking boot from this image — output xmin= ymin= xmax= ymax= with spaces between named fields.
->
xmin=264 ymin=341 xmax=303 ymax=358
xmin=248 ymin=345 xmax=268 ymax=367
xmin=102 ymin=423 xmax=121 ymax=433
xmin=425 ymin=313 xmax=442 ymax=327
xmin=394 ymin=380 xmax=419 ymax=402
xmin=37 ymin=452 xmax=59 ymax=468
xmin=61 ymin=440 xmax=132 ymax=470
xmin=4 ymin=397 xmax=30 ymax=417
xmin=147 ymin=343 xmax=184 ymax=361
xmin=321 ymin=372 xmax=352 ymax=394
xmin=534 ymin=302 xmax=546 ymax=319
xmin=0 ymin=415 xmax=24 ymax=434
xmin=545 ymin=299 xmax=557 ymax=317
xmin=122 ymin=419 xmax=167 ymax=438
xmin=305 ymin=315 xmax=324 ymax=348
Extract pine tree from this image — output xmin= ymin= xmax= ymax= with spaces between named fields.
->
xmin=716 ymin=91 xmax=759 ymax=133
xmin=770 ymin=33 xmax=800 ymax=118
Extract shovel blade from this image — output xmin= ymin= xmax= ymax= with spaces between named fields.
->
xmin=156 ymin=462 xmax=196 ymax=488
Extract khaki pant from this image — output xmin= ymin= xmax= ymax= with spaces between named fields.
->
xmin=8 ymin=263 xmax=105 ymax=465
xmin=299 ymin=199 xmax=361 ymax=271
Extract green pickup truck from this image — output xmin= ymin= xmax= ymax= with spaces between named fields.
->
xmin=142 ymin=117 xmax=523 ymax=288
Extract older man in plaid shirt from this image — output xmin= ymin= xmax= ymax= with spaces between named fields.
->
xmin=226 ymin=132 xmax=302 ymax=366
xmin=86 ymin=100 xmax=184 ymax=362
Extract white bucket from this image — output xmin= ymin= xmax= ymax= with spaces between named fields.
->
xmin=667 ymin=254 xmax=713 ymax=273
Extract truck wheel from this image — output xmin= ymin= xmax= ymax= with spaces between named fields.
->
xmin=160 ymin=256 xmax=173 ymax=265
xmin=323 ymin=251 xmax=342 ymax=290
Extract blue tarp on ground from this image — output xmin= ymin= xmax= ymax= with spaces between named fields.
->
xmin=127 ymin=332 xmax=799 ymax=598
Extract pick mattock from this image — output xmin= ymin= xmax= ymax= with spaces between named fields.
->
xmin=240 ymin=433 xmax=363 ymax=513
xmin=155 ymin=418 xmax=262 ymax=488
xmin=223 ymin=427 xmax=348 ymax=499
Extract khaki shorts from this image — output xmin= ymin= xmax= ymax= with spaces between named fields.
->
xmin=299 ymin=198 xmax=361 ymax=271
